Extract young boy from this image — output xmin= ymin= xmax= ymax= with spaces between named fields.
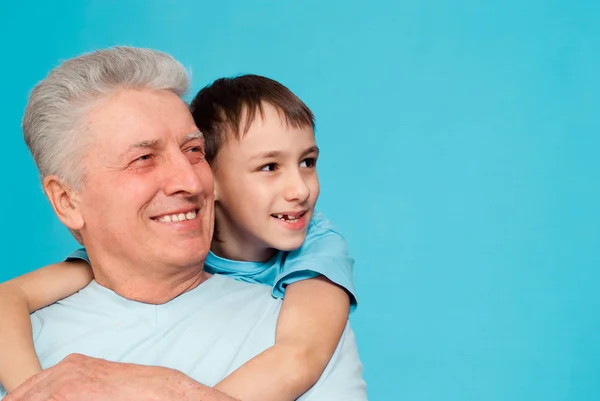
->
xmin=0 ymin=75 xmax=358 ymax=401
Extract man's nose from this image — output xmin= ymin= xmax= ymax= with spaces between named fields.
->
xmin=163 ymin=152 xmax=204 ymax=196
xmin=283 ymin=169 xmax=310 ymax=203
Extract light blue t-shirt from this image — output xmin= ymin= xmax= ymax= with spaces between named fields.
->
xmin=0 ymin=275 xmax=367 ymax=400
xmin=67 ymin=211 xmax=358 ymax=311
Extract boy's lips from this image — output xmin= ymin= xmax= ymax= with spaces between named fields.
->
xmin=270 ymin=210 xmax=307 ymax=220
xmin=271 ymin=210 xmax=308 ymax=231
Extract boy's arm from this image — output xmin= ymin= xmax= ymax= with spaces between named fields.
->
xmin=0 ymin=261 xmax=93 ymax=392
xmin=215 ymin=212 xmax=357 ymax=401
xmin=215 ymin=276 xmax=350 ymax=401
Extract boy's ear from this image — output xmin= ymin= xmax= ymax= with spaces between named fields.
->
xmin=43 ymin=175 xmax=84 ymax=231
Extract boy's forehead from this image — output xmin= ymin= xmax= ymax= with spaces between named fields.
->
xmin=238 ymin=102 xmax=311 ymax=138
xmin=238 ymin=102 xmax=281 ymax=134
xmin=238 ymin=122 xmax=315 ymax=155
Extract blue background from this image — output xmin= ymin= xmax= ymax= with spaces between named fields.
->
xmin=1 ymin=1 xmax=598 ymax=400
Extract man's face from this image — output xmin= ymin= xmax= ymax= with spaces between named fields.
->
xmin=212 ymin=102 xmax=320 ymax=261
xmin=77 ymin=89 xmax=214 ymax=273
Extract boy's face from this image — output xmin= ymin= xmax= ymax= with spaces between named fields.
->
xmin=212 ymin=102 xmax=320 ymax=261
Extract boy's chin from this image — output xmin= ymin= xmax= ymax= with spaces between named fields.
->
xmin=270 ymin=236 xmax=306 ymax=253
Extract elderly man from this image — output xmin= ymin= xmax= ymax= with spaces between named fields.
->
xmin=1 ymin=47 xmax=366 ymax=400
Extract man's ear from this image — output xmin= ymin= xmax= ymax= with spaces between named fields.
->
xmin=43 ymin=175 xmax=84 ymax=231
xmin=213 ymin=179 xmax=220 ymax=202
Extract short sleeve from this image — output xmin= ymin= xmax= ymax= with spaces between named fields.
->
xmin=273 ymin=212 xmax=358 ymax=312
xmin=65 ymin=247 xmax=91 ymax=264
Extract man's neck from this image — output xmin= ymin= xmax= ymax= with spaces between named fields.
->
xmin=87 ymin=252 xmax=210 ymax=305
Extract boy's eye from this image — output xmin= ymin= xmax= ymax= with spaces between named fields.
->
xmin=259 ymin=163 xmax=278 ymax=172
xmin=300 ymin=158 xmax=317 ymax=168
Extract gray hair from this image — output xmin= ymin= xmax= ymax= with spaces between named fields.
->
xmin=22 ymin=46 xmax=190 ymax=189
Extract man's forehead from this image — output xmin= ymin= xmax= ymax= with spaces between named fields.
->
xmin=85 ymin=88 xmax=195 ymax=137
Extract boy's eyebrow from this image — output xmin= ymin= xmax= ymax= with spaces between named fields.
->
xmin=250 ymin=150 xmax=281 ymax=160
xmin=301 ymin=146 xmax=319 ymax=157
xmin=250 ymin=145 xmax=319 ymax=161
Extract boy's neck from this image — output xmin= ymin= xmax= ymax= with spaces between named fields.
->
xmin=210 ymin=239 xmax=277 ymax=263
xmin=211 ymin=206 xmax=279 ymax=262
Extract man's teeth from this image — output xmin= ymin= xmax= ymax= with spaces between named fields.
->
xmin=157 ymin=210 xmax=197 ymax=223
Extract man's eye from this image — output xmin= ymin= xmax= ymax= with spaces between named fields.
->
xmin=134 ymin=154 xmax=153 ymax=163
xmin=260 ymin=163 xmax=277 ymax=172
xmin=300 ymin=158 xmax=317 ymax=168
xmin=185 ymin=146 xmax=206 ymax=164
xmin=187 ymin=146 xmax=204 ymax=154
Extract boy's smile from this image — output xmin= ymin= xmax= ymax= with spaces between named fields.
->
xmin=271 ymin=210 xmax=308 ymax=230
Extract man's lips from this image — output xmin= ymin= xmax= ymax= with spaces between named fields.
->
xmin=152 ymin=208 xmax=199 ymax=223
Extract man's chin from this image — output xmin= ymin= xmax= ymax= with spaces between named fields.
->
xmin=154 ymin=242 xmax=210 ymax=268
xmin=168 ymin=252 xmax=209 ymax=268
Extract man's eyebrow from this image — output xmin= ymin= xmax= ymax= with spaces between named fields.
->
xmin=116 ymin=139 xmax=161 ymax=163
xmin=127 ymin=139 xmax=161 ymax=150
xmin=115 ymin=131 xmax=204 ymax=165
xmin=121 ymin=139 xmax=159 ymax=155
xmin=183 ymin=129 xmax=204 ymax=142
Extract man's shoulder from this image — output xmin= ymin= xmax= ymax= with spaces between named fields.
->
xmin=30 ymin=280 xmax=125 ymax=341
xmin=32 ymin=280 xmax=101 ymax=316
xmin=33 ymin=275 xmax=277 ymax=317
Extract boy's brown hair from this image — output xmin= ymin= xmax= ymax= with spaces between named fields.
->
xmin=189 ymin=74 xmax=315 ymax=164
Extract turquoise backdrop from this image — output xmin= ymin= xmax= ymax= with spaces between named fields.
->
xmin=1 ymin=1 xmax=598 ymax=400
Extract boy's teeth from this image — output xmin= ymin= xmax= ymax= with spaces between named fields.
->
xmin=273 ymin=213 xmax=301 ymax=223
xmin=157 ymin=210 xmax=197 ymax=223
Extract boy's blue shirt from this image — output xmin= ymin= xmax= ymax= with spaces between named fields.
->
xmin=67 ymin=211 xmax=357 ymax=311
